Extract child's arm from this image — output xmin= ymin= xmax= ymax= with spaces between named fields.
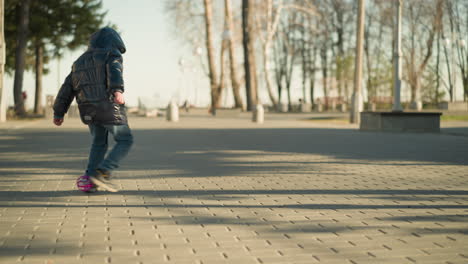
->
xmin=53 ymin=73 xmax=75 ymax=125
xmin=113 ymin=91 xmax=125 ymax=105
xmin=107 ymin=50 xmax=125 ymax=104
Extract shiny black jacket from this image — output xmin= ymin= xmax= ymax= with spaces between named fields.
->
xmin=53 ymin=27 xmax=127 ymax=125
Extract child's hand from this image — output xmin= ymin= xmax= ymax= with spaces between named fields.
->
xmin=114 ymin=91 xmax=125 ymax=105
xmin=53 ymin=118 xmax=64 ymax=126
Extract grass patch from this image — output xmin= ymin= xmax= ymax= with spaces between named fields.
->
xmin=303 ymin=117 xmax=349 ymax=123
xmin=303 ymin=115 xmax=468 ymax=122
xmin=441 ymin=115 xmax=468 ymax=121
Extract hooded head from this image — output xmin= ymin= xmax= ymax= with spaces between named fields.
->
xmin=89 ymin=27 xmax=126 ymax=54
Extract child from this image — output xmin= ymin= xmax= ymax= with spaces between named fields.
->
xmin=53 ymin=27 xmax=133 ymax=192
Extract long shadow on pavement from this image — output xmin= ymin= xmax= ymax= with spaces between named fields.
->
xmin=1 ymin=127 xmax=467 ymax=248
xmin=1 ymin=128 xmax=467 ymax=174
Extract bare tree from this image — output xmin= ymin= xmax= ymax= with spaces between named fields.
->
xmin=305 ymin=11 xmax=319 ymax=106
xmin=328 ymin=0 xmax=354 ymax=102
xmin=447 ymin=0 xmax=468 ymax=101
xmin=278 ymin=16 xmax=300 ymax=110
xmin=254 ymin=0 xmax=316 ymax=109
xmin=166 ymin=0 xmax=462 ymax=111
xmin=403 ymin=0 xmax=443 ymax=109
xmin=224 ymin=0 xmax=244 ymax=109
xmin=441 ymin=1 xmax=456 ymax=102
xmin=316 ymin=1 xmax=333 ymax=108
xmin=273 ymin=33 xmax=285 ymax=105
xmin=166 ymin=0 xmax=231 ymax=110
xmin=431 ymin=12 xmax=445 ymax=104
xmin=320 ymin=37 xmax=330 ymax=107
xmin=255 ymin=0 xmax=280 ymax=108
xmin=299 ymin=12 xmax=308 ymax=103
xmin=164 ymin=1 xmax=206 ymax=49
xmin=272 ymin=12 xmax=302 ymax=110
xmin=308 ymin=39 xmax=319 ymax=105
xmin=203 ymin=0 xmax=225 ymax=111
xmin=364 ymin=0 xmax=393 ymax=104
xmin=242 ymin=0 xmax=258 ymax=111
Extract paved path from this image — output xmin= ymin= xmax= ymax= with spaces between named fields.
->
xmin=1 ymin=115 xmax=467 ymax=264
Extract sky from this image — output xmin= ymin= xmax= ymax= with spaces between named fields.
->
xmin=5 ymin=0 xmax=211 ymax=109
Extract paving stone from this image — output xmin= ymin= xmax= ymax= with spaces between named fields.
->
xmin=0 ymin=117 xmax=467 ymax=264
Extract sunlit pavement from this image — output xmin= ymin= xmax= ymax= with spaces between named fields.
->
xmin=1 ymin=115 xmax=467 ymax=264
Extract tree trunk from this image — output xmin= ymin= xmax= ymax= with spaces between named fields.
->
xmin=336 ymin=54 xmax=343 ymax=100
xmin=302 ymin=62 xmax=307 ymax=104
xmin=263 ymin=42 xmax=278 ymax=108
xmin=0 ymin=0 xmax=6 ymax=122
xmin=435 ymin=28 xmax=441 ymax=103
xmin=13 ymin=0 xmax=31 ymax=116
xmin=332 ymin=0 xmax=347 ymax=102
xmin=364 ymin=38 xmax=372 ymax=102
xmin=277 ymin=81 xmax=282 ymax=103
xmin=242 ymin=0 xmax=257 ymax=111
xmin=310 ymin=71 xmax=315 ymax=105
xmin=285 ymin=61 xmax=292 ymax=111
xmin=465 ymin=2 xmax=468 ymax=101
xmin=321 ymin=45 xmax=329 ymax=108
xmin=413 ymin=76 xmax=420 ymax=106
xmin=372 ymin=16 xmax=384 ymax=104
xmin=34 ymin=44 xmax=43 ymax=115
xmin=203 ymin=0 xmax=221 ymax=112
xmin=309 ymin=46 xmax=317 ymax=105
xmin=449 ymin=1 xmax=468 ymax=102
xmin=463 ymin=77 xmax=468 ymax=102
xmin=216 ymin=38 xmax=229 ymax=108
xmin=273 ymin=38 xmax=283 ymax=105
xmin=301 ymin=16 xmax=307 ymax=103
xmin=285 ymin=47 xmax=295 ymax=111
xmin=364 ymin=12 xmax=373 ymax=103
xmin=443 ymin=42 xmax=453 ymax=101
xmin=260 ymin=0 xmax=281 ymax=109
xmin=224 ymin=0 xmax=243 ymax=109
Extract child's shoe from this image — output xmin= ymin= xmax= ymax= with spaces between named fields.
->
xmin=90 ymin=169 xmax=118 ymax=192
xmin=77 ymin=175 xmax=97 ymax=193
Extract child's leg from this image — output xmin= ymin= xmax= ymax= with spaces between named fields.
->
xmin=86 ymin=124 xmax=109 ymax=176
xmin=97 ymin=124 xmax=133 ymax=174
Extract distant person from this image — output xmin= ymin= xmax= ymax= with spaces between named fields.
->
xmin=182 ymin=100 xmax=190 ymax=113
xmin=52 ymin=27 xmax=133 ymax=193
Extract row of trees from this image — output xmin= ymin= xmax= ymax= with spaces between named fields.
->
xmin=4 ymin=0 xmax=106 ymax=116
xmin=166 ymin=0 xmax=468 ymax=111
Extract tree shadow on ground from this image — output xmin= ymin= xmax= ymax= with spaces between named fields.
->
xmin=1 ymin=188 xmax=467 ymax=212
xmin=0 ymin=238 xmax=83 ymax=258
xmin=1 ymin=127 xmax=467 ymax=245
xmin=0 ymin=128 xmax=467 ymax=179
xmin=1 ymin=189 xmax=468 ymax=200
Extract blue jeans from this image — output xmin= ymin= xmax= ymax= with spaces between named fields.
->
xmin=86 ymin=124 xmax=133 ymax=176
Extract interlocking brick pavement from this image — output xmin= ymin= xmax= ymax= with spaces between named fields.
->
xmin=0 ymin=115 xmax=467 ymax=264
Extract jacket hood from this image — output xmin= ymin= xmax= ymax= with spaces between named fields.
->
xmin=89 ymin=27 xmax=126 ymax=54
